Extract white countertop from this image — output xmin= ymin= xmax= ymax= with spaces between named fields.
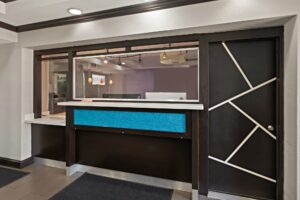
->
xmin=58 ymin=101 xmax=204 ymax=110
xmin=25 ymin=116 xmax=66 ymax=126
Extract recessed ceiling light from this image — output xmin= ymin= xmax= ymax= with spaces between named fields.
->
xmin=68 ymin=8 xmax=82 ymax=15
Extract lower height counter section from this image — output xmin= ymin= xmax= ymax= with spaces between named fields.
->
xmin=32 ymin=124 xmax=66 ymax=162
xmin=68 ymin=108 xmax=193 ymax=183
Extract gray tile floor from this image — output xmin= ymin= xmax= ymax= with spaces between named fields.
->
xmin=0 ymin=164 xmax=193 ymax=200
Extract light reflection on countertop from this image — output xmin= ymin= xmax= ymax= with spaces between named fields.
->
xmin=58 ymin=101 xmax=204 ymax=110
xmin=25 ymin=116 xmax=66 ymax=126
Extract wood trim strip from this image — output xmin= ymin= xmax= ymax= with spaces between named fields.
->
xmin=276 ymin=28 xmax=284 ymax=200
xmin=0 ymin=21 xmax=17 ymax=32
xmin=198 ymin=37 xmax=209 ymax=195
xmin=66 ymin=107 xmax=76 ymax=167
xmin=33 ymin=53 xmax=42 ymax=119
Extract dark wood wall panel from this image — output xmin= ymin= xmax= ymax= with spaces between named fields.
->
xmin=77 ymin=130 xmax=192 ymax=182
xmin=32 ymin=124 xmax=66 ymax=161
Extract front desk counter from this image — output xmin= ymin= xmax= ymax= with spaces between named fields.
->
xmin=58 ymin=101 xmax=205 ymax=198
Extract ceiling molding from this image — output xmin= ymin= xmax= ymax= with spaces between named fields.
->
xmin=0 ymin=21 xmax=17 ymax=32
xmin=0 ymin=0 xmax=17 ymax=3
xmin=0 ymin=0 xmax=215 ymax=33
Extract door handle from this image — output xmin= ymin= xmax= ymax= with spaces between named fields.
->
xmin=267 ymin=125 xmax=275 ymax=132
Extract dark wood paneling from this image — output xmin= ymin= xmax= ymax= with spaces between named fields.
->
xmin=20 ymin=157 xmax=34 ymax=168
xmin=77 ymin=130 xmax=192 ymax=182
xmin=16 ymin=0 xmax=215 ymax=32
xmin=34 ymin=28 xmax=282 ymax=56
xmin=75 ymin=125 xmax=191 ymax=140
xmin=67 ymin=50 xmax=75 ymax=101
xmin=233 ymin=81 xmax=277 ymax=133
xmin=209 ymin=42 xmax=249 ymax=107
xmin=32 ymin=124 xmax=66 ymax=161
xmin=198 ymin=38 xmax=209 ymax=195
xmin=205 ymin=27 xmax=283 ymax=42
xmin=33 ymin=27 xmax=283 ymax=199
xmin=35 ymin=34 xmax=200 ymax=56
xmin=33 ymin=53 xmax=42 ymax=118
xmin=66 ymin=107 xmax=76 ymax=166
xmin=209 ymin=159 xmax=276 ymax=200
xmin=209 ymin=104 xmax=256 ymax=160
xmin=65 ymin=106 xmax=194 ymax=180
xmin=276 ymin=32 xmax=284 ymax=200
xmin=226 ymin=39 xmax=277 ymax=87
xmin=207 ymin=30 xmax=283 ymax=200
xmin=192 ymin=111 xmax=200 ymax=190
xmin=230 ymin=129 xmax=276 ymax=179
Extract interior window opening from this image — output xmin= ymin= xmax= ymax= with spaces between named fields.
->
xmin=73 ymin=47 xmax=199 ymax=102
xmin=41 ymin=58 xmax=68 ymax=119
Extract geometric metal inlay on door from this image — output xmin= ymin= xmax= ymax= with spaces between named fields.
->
xmin=209 ymin=104 xmax=256 ymax=160
xmin=208 ymin=39 xmax=278 ymax=199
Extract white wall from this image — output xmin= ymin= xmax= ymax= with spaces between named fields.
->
xmin=284 ymin=16 xmax=298 ymax=200
xmin=0 ymin=2 xmax=5 ymax=15
xmin=0 ymin=0 xmax=299 ymax=199
xmin=0 ymin=28 xmax=17 ymax=44
xmin=20 ymin=48 xmax=33 ymax=160
xmin=18 ymin=0 xmax=299 ymax=48
xmin=0 ymin=43 xmax=21 ymax=160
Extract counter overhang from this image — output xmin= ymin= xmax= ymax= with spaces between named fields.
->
xmin=58 ymin=101 xmax=204 ymax=110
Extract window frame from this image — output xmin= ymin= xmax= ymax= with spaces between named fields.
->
xmin=72 ymin=47 xmax=200 ymax=102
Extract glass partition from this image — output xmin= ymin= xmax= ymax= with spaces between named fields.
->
xmin=73 ymin=48 xmax=199 ymax=102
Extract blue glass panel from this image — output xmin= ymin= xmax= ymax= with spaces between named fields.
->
xmin=74 ymin=109 xmax=186 ymax=133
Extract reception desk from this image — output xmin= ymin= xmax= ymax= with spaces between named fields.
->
xmin=58 ymin=101 xmax=205 ymax=199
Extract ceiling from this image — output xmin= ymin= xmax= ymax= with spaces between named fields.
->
xmin=76 ymin=49 xmax=198 ymax=74
xmin=0 ymin=0 xmax=152 ymax=26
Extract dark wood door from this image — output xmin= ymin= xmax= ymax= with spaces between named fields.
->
xmin=208 ymin=38 xmax=278 ymax=199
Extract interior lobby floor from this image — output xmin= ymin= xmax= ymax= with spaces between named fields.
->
xmin=0 ymin=164 xmax=192 ymax=200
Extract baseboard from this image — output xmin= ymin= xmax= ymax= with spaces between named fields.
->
xmin=33 ymin=157 xmax=192 ymax=192
xmin=69 ymin=164 xmax=192 ymax=192
xmin=0 ymin=156 xmax=33 ymax=169
xmin=34 ymin=157 xmax=66 ymax=169
xmin=208 ymin=191 xmax=258 ymax=200
xmin=20 ymin=157 xmax=34 ymax=168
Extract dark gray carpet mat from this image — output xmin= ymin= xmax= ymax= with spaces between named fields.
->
xmin=0 ymin=167 xmax=28 ymax=188
xmin=50 ymin=173 xmax=173 ymax=200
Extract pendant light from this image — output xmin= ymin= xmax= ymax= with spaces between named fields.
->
xmin=104 ymin=57 xmax=108 ymax=64
xmin=87 ymin=69 xmax=93 ymax=84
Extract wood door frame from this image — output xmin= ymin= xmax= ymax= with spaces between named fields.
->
xmin=204 ymin=27 xmax=284 ymax=200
